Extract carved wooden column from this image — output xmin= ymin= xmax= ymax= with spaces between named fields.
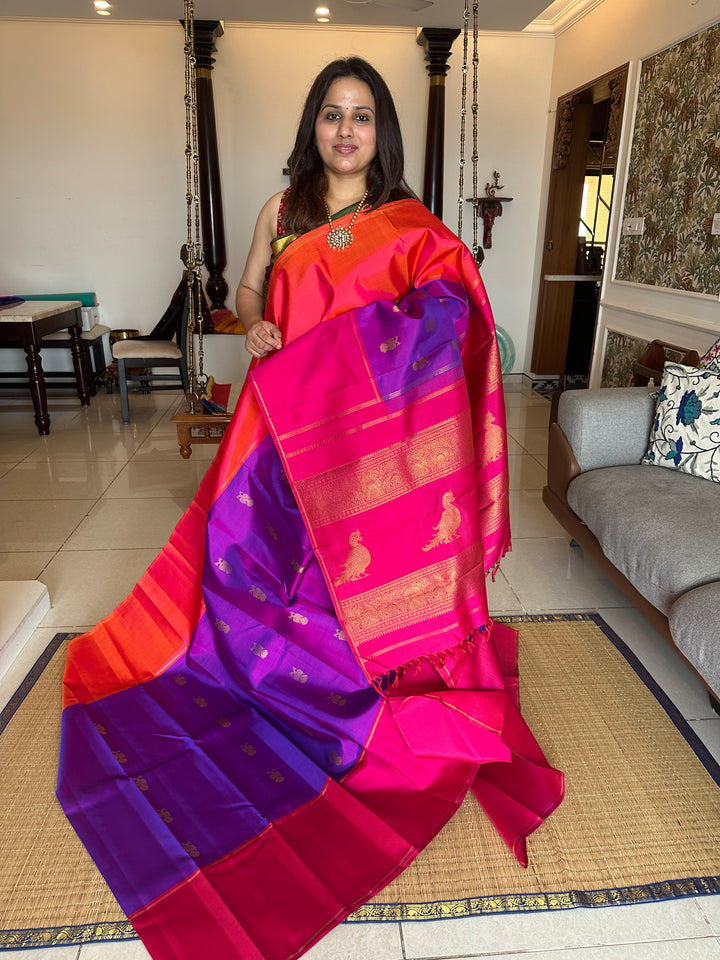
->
xmin=194 ymin=20 xmax=227 ymax=313
xmin=417 ymin=27 xmax=460 ymax=219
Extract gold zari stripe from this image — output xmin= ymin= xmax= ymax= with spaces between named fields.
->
xmin=296 ymin=411 xmax=473 ymax=527
xmin=339 ymin=544 xmax=484 ymax=646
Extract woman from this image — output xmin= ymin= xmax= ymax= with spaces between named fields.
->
xmin=58 ymin=58 xmax=563 ymax=960
xmin=237 ymin=58 xmax=415 ymax=359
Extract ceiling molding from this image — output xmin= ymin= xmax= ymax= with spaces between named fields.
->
xmin=526 ymin=0 xmax=605 ymax=36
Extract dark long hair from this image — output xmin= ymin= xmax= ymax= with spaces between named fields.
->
xmin=283 ymin=57 xmax=416 ymax=236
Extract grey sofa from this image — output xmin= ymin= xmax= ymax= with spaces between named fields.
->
xmin=543 ymin=386 xmax=720 ymax=706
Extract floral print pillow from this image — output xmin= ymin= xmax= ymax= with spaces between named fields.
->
xmin=700 ymin=337 xmax=720 ymax=375
xmin=642 ymin=362 xmax=720 ymax=482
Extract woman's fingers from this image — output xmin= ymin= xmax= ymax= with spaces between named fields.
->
xmin=245 ymin=321 xmax=283 ymax=358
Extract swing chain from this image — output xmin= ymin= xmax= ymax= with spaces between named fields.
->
xmin=457 ymin=0 xmax=483 ymax=267
xmin=183 ymin=0 xmax=207 ymax=411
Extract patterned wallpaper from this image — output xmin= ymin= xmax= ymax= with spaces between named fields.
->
xmin=615 ymin=21 xmax=720 ymax=295
xmin=601 ymin=332 xmax=698 ymax=387
xmin=601 ymin=332 xmax=649 ymax=386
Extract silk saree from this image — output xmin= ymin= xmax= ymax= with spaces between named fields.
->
xmin=57 ymin=198 xmax=564 ymax=960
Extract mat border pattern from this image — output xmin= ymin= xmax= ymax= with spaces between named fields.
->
xmin=351 ymin=612 xmax=720 ymax=922
xmin=1 ymin=614 xmax=719 ymax=950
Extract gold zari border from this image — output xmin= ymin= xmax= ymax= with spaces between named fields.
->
xmin=340 ymin=544 xmax=484 ymax=647
xmin=295 ymin=412 xmax=473 ymax=527
xmin=347 ymin=875 xmax=720 ymax=921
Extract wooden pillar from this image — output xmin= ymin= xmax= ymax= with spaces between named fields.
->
xmin=417 ymin=27 xmax=460 ymax=220
xmin=193 ymin=20 xmax=227 ymax=313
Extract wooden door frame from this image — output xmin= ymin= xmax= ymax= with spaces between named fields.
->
xmin=531 ymin=63 xmax=629 ymax=376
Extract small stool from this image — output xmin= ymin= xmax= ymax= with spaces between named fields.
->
xmin=42 ymin=324 xmax=112 ymax=395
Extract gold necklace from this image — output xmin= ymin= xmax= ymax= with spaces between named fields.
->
xmin=324 ymin=190 xmax=369 ymax=251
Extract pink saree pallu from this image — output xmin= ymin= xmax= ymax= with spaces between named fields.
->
xmin=57 ymin=199 xmax=564 ymax=960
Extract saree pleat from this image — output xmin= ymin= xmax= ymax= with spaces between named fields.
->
xmin=57 ymin=199 xmax=563 ymax=960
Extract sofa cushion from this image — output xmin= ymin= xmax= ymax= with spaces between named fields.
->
xmin=558 ymin=388 xmax=656 ymax=473
xmin=669 ymin=583 xmax=720 ymax=699
xmin=567 ymin=464 xmax=720 ymax=614
xmin=642 ymin=362 xmax=720 ymax=483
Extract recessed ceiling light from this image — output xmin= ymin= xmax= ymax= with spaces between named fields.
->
xmin=94 ymin=1 xmax=111 ymax=7
xmin=315 ymin=6 xmax=330 ymax=13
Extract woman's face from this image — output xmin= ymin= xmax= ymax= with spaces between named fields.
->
xmin=314 ymin=77 xmax=377 ymax=184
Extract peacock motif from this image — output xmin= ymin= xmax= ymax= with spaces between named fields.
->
xmin=480 ymin=412 xmax=506 ymax=467
xmin=334 ymin=530 xmax=371 ymax=585
xmin=422 ymin=491 xmax=462 ymax=551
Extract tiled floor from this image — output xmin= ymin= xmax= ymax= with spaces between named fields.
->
xmin=1 ymin=380 xmax=720 ymax=960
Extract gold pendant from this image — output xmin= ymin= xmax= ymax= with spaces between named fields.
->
xmin=327 ymin=224 xmax=354 ymax=250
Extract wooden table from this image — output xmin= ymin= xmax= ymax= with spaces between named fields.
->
xmin=0 ymin=300 xmax=91 ymax=435
xmin=172 ymin=403 xmax=232 ymax=458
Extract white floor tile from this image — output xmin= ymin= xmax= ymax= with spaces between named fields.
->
xmin=0 ymin=435 xmax=46 ymax=462
xmin=0 ymin=551 xmax=54 ymax=579
xmin=508 ymin=489 xmax=568 ymax=538
xmin=37 ymin=548 xmax=159 ymax=628
xmin=597 ymin=607 xmax=717 ymax=721
xmin=1 ymin=949 xmax=80 ymax=959
xmin=23 ymin=432 xmax=143 ymax=462
xmin=507 ymin=454 xmax=546 ymax=491
xmin=0 ymin=499 xmax=94 ymax=551
xmin=689 ymin=718 xmax=720 ymax=764
xmin=500 ymin=538 xmax=632 ymax=612
xmin=102 ymin=460 xmax=211 ymax=501
xmin=472 ymin=937 xmax=720 ymax=959
xmin=504 ymin=389 xmax=550 ymax=407
xmin=132 ymin=432 xmax=219 ymax=461
xmin=304 ymin=920 xmax=403 ymax=960
xmin=504 ymin=403 xmax=551 ymax=429
xmin=506 ymin=425 xmax=552 ymax=455
xmin=80 ymin=939 xmax=150 ymax=959
xmin=486 ymin=567 xmax=525 ymax=614
xmin=506 ymin=434 xmax=525 ymax=455
xmin=699 ymin=895 xmax=720 ymax=934
xmin=0 ymin=460 xmax=125 ymax=501
xmin=401 ymin=899 xmax=711 ymax=957
xmin=64 ymin=498 xmax=187 ymax=550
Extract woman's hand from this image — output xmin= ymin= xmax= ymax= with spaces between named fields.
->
xmin=245 ymin=320 xmax=283 ymax=358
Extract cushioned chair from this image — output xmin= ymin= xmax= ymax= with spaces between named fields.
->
xmin=112 ymin=294 xmax=190 ymax=424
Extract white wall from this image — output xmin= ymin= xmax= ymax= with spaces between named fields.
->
xmin=0 ymin=17 xmax=556 ymax=376
xmin=213 ymin=23 xmax=427 ymax=315
xmin=0 ymin=20 xmax=187 ymax=332
xmin=442 ymin=31 xmax=555 ymax=373
xmin=0 ymin=20 xmax=427 ymax=336
xmin=549 ymin=0 xmax=720 ymax=101
xmin=538 ymin=0 xmax=720 ymax=384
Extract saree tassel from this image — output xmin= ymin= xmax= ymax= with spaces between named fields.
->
xmin=487 ymin=538 xmax=512 ymax=582
xmin=377 ymin=626 xmax=491 ymax=689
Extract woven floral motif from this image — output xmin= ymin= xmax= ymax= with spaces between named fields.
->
xmin=700 ymin=336 xmax=720 ymax=374
xmin=643 ymin=362 xmax=720 ymax=481
xmin=615 ymin=21 xmax=720 ymax=295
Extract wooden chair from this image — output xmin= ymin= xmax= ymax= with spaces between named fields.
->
xmin=113 ymin=295 xmax=190 ymax=424
xmin=632 ymin=339 xmax=700 ymax=387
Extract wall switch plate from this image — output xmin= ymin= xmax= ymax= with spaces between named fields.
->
xmin=712 ymin=213 xmax=720 ymax=236
xmin=623 ymin=217 xmax=645 ymax=236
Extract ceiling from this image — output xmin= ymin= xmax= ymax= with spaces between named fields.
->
xmin=0 ymin=0 xmax=576 ymax=33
